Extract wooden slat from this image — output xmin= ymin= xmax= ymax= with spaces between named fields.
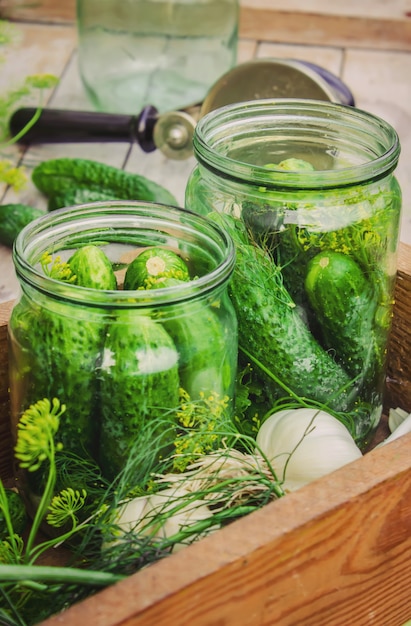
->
xmin=385 ymin=242 xmax=411 ymax=413
xmin=240 ymin=8 xmax=411 ymax=52
xmin=38 ymin=432 xmax=411 ymax=626
xmin=0 ymin=0 xmax=76 ymax=23
xmin=2 ymin=1 xmax=411 ymax=51
xmin=0 ymin=300 xmax=13 ymax=481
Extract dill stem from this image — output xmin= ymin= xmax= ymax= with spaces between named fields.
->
xmin=5 ymin=105 xmax=42 ymax=146
xmin=0 ymin=564 xmax=124 ymax=586
xmin=24 ymin=440 xmax=57 ymax=559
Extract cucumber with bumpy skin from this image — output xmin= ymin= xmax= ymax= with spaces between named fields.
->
xmin=9 ymin=296 xmax=103 ymax=462
xmin=47 ymin=186 xmax=119 ymax=211
xmin=304 ymin=250 xmax=383 ymax=380
xmin=0 ymin=203 xmax=44 ymax=247
xmin=209 ymin=212 xmax=356 ymax=412
xmin=32 ymin=157 xmax=178 ymax=206
xmin=68 ymin=245 xmax=117 ymax=290
xmin=98 ymin=313 xmax=180 ymax=481
xmin=124 ymin=247 xmax=190 ymax=290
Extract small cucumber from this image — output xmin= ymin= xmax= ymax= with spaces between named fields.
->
xmin=68 ymin=245 xmax=117 ymax=290
xmin=98 ymin=313 xmax=180 ymax=480
xmin=0 ymin=203 xmax=44 ymax=247
xmin=142 ymin=274 xmax=236 ymax=403
xmin=124 ymin=247 xmax=190 ymax=290
xmin=304 ymin=250 xmax=382 ymax=379
xmin=9 ymin=296 xmax=104 ymax=465
xmin=32 ymin=157 xmax=178 ymax=206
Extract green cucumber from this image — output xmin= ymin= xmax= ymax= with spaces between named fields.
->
xmin=47 ymin=186 xmax=118 ymax=211
xmin=164 ymin=302 xmax=235 ymax=402
xmin=143 ymin=275 xmax=236 ymax=403
xmin=68 ymin=245 xmax=117 ymax=290
xmin=304 ymin=250 xmax=383 ymax=380
xmin=32 ymin=158 xmax=178 ymax=206
xmin=209 ymin=212 xmax=356 ymax=412
xmin=9 ymin=296 xmax=103 ymax=463
xmin=0 ymin=203 xmax=44 ymax=247
xmin=98 ymin=313 xmax=180 ymax=480
xmin=124 ymin=247 xmax=190 ymax=290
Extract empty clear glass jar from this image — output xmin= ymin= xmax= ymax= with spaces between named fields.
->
xmin=77 ymin=0 xmax=239 ymax=114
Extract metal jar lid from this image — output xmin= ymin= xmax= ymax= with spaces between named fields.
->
xmin=154 ymin=58 xmax=355 ymax=159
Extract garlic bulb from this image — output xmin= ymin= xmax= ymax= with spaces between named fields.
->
xmin=256 ymin=408 xmax=363 ymax=491
xmin=380 ymin=407 xmax=411 ymax=446
xmin=110 ymin=485 xmax=217 ymax=552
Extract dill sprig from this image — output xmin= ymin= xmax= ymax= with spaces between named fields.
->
xmin=0 ymin=19 xmax=59 ymax=189
xmin=0 ymin=392 xmax=286 ymax=625
xmin=0 ymin=398 xmax=106 ymax=623
xmin=172 ymin=389 xmax=234 ymax=472
xmin=40 ymin=252 xmax=76 ymax=283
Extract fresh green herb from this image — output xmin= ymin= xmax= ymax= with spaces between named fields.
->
xmin=0 ymin=398 xmax=122 ymax=623
xmin=40 ymin=252 xmax=76 ymax=283
xmin=0 ymin=395 xmax=285 ymax=625
xmin=0 ymin=489 xmax=27 ymax=539
xmin=0 ymin=20 xmax=59 ymax=189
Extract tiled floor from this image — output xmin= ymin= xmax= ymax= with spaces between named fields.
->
xmin=1 ymin=22 xmax=411 ymax=303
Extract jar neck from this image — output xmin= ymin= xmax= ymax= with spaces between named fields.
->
xmin=192 ymin=99 xmax=401 ymax=190
xmin=13 ymin=202 xmax=235 ymax=309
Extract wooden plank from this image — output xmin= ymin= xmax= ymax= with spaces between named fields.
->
xmin=3 ymin=0 xmax=411 ymax=23
xmin=240 ymin=0 xmax=411 ymax=21
xmin=0 ymin=299 xmax=13 ymax=481
xmin=385 ymin=242 xmax=411 ymax=413
xmin=2 ymin=2 xmax=411 ymax=50
xmin=239 ymin=8 xmax=411 ymax=52
xmin=0 ymin=0 xmax=76 ymax=23
xmin=38 ymin=432 xmax=411 ymax=626
xmin=0 ymin=21 xmax=77 ymax=197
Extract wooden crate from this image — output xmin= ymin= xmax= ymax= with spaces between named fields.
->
xmin=1 ymin=243 xmax=411 ymax=626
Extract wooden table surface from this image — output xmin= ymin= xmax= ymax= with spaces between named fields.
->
xmin=1 ymin=2 xmax=411 ymax=303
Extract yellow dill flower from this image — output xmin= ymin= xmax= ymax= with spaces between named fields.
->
xmin=47 ymin=487 xmax=87 ymax=528
xmin=14 ymin=398 xmax=65 ymax=472
xmin=0 ymin=535 xmax=24 ymax=564
xmin=172 ymin=390 xmax=231 ymax=472
xmin=0 ymin=159 xmax=28 ymax=190
xmin=25 ymin=73 xmax=59 ymax=90
xmin=40 ymin=252 xmax=76 ymax=283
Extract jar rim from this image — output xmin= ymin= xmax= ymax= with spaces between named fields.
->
xmin=192 ymin=98 xmax=401 ymax=189
xmin=13 ymin=201 xmax=236 ymax=307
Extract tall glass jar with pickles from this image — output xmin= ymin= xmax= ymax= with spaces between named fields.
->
xmin=185 ymin=99 xmax=402 ymax=446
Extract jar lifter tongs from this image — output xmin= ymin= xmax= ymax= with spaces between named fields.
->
xmin=9 ymin=59 xmax=354 ymax=161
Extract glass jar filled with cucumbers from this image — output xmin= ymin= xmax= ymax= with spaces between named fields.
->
xmin=9 ymin=202 xmax=237 ymax=494
xmin=185 ymin=98 xmax=402 ymax=446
